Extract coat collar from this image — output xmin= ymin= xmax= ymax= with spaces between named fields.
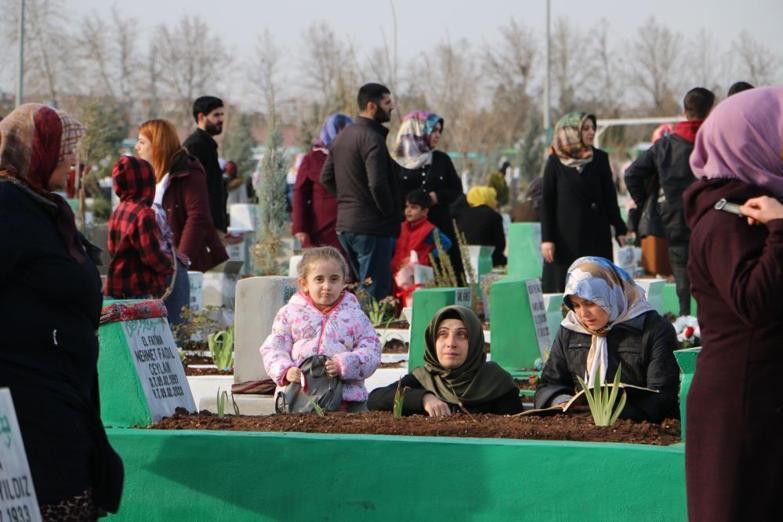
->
xmin=355 ymin=116 xmax=389 ymax=138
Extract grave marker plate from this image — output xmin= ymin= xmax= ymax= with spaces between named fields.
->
xmin=454 ymin=287 xmax=472 ymax=308
xmin=188 ymin=271 xmax=203 ymax=311
xmin=121 ymin=318 xmax=196 ymax=422
xmin=525 ymin=279 xmax=551 ymax=358
xmin=0 ymin=389 xmax=41 ymax=522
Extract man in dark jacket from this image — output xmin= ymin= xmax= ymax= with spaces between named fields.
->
xmin=321 ymin=83 xmax=401 ymax=300
xmin=624 ymin=87 xmax=715 ymax=316
xmin=184 ymin=96 xmax=227 ymax=232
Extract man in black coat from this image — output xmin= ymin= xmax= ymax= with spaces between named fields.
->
xmin=624 ymin=87 xmax=715 ymax=316
xmin=321 ymin=83 xmax=401 ymax=300
xmin=183 ymin=96 xmax=227 ymax=232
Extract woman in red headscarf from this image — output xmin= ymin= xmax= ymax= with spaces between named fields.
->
xmin=0 ymin=104 xmax=123 ymax=519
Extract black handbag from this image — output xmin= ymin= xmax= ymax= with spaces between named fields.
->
xmin=637 ymin=180 xmax=666 ymax=239
xmin=275 ymin=355 xmax=343 ymax=414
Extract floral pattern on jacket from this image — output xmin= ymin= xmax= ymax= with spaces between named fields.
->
xmin=260 ymin=291 xmax=381 ymax=402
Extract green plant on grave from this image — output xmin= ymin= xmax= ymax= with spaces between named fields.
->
xmin=392 ymin=379 xmax=407 ymax=420
xmin=306 ymin=396 xmax=326 ymax=417
xmin=216 ymin=388 xmax=240 ymax=418
xmin=576 ymin=366 xmax=627 ymax=427
xmin=208 ymin=326 xmax=235 ymax=371
xmin=353 ymin=286 xmax=398 ymax=327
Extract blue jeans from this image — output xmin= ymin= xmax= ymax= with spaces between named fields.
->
xmin=338 ymin=232 xmax=394 ymax=300
xmin=164 ymin=259 xmax=190 ymax=327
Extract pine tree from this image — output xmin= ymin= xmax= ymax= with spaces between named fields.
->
xmin=251 ymin=127 xmax=288 ymax=275
xmin=222 ymin=112 xmax=257 ymax=182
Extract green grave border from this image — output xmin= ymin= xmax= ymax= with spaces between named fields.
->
xmin=106 ymin=429 xmax=686 ymax=521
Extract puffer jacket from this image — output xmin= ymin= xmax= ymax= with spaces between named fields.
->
xmin=260 ymin=291 xmax=381 ymax=402
xmin=535 ymin=310 xmax=680 ymax=422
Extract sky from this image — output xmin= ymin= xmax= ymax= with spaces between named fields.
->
xmin=3 ymin=0 xmax=781 ymax=105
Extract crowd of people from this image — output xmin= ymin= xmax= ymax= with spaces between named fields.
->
xmin=1 ymin=77 xmax=781 ymax=520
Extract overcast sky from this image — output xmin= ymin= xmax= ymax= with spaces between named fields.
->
xmin=3 ymin=0 xmax=781 ymax=105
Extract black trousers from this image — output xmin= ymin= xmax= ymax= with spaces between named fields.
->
xmin=668 ymin=243 xmax=691 ymax=316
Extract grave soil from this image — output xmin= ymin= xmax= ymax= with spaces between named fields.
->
xmin=153 ymin=410 xmax=681 ymax=445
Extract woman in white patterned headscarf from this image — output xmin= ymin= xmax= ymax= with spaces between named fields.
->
xmin=534 ymin=256 xmax=680 ymax=422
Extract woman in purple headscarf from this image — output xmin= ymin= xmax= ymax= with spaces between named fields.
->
xmin=683 ymin=86 xmax=783 ymax=521
xmin=292 ymin=113 xmax=352 ymax=253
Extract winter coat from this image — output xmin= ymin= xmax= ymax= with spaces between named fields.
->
xmin=163 ymin=151 xmax=228 ymax=272
xmin=367 ymin=372 xmax=523 ymax=416
xmin=183 ymin=128 xmax=227 ymax=232
xmin=291 ymin=148 xmax=341 ymax=250
xmin=624 ymin=134 xmax=697 ymax=244
xmin=320 ymin=117 xmax=402 ymax=237
xmin=398 ymin=150 xmax=463 ymax=240
xmin=260 ymin=291 xmax=382 ymax=402
xmin=540 ymin=149 xmax=627 ymax=292
xmin=454 ymin=204 xmax=507 ymax=266
xmin=106 ymin=158 xmax=173 ymax=298
xmin=683 ymin=178 xmax=783 ymax=521
xmin=535 ymin=311 xmax=680 ymax=422
xmin=0 ymin=181 xmax=121 ymax=506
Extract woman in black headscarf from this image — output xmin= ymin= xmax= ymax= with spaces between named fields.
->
xmin=368 ymin=305 xmax=522 ymax=416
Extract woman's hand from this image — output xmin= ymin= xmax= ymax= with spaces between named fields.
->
xmin=616 ymin=234 xmax=627 ymax=247
xmin=422 ymin=393 xmax=451 ymax=417
xmin=740 ymin=196 xmax=783 ymax=225
xmin=285 ymin=367 xmax=302 ymax=384
xmin=324 ymin=358 xmax=340 ymax=378
xmin=541 ymin=241 xmax=555 ymax=263
xmin=429 ymin=192 xmax=438 ymax=205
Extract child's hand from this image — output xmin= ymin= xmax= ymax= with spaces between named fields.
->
xmin=286 ymin=367 xmax=302 ymax=384
xmin=324 ymin=358 xmax=340 ymax=378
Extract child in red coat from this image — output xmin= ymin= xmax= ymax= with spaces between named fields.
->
xmin=392 ymin=190 xmax=452 ymax=305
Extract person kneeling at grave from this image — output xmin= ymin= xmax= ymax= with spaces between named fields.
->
xmin=261 ymin=246 xmax=381 ymax=412
xmin=534 ymin=256 xmax=680 ymax=422
xmin=368 ymin=305 xmax=523 ymax=417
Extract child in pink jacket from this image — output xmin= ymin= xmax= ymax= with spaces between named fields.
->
xmin=260 ymin=246 xmax=381 ymax=411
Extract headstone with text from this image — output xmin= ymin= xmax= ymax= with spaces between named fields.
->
xmin=187 ymin=271 xmax=204 ymax=311
xmin=99 ymin=313 xmax=196 ymax=427
xmin=0 ymin=389 xmax=41 ymax=522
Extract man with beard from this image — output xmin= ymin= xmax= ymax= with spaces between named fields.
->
xmin=321 ymin=83 xmax=401 ymax=300
xmin=184 ymin=96 xmax=228 ymax=233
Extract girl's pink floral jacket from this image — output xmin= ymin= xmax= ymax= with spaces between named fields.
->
xmin=260 ymin=291 xmax=381 ymax=402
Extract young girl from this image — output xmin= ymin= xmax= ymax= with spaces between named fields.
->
xmin=260 ymin=246 xmax=381 ymax=411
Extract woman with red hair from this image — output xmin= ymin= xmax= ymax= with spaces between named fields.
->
xmin=136 ymin=119 xmax=228 ymax=324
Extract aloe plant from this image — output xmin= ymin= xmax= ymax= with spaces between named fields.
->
xmin=215 ymin=388 xmax=240 ymax=418
xmin=208 ymin=326 xmax=234 ymax=371
xmin=576 ymin=366 xmax=627 ymax=427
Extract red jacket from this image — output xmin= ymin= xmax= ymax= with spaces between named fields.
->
xmin=392 ymin=218 xmax=436 ymax=273
xmin=292 ymin=148 xmax=341 ymax=249
xmin=106 ymin=156 xmax=173 ymax=298
xmin=164 ymin=151 xmax=228 ymax=272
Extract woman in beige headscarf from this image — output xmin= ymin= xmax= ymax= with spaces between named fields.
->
xmin=0 ymin=104 xmax=123 ymax=519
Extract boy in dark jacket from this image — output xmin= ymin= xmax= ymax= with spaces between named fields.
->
xmin=106 ymin=156 xmax=173 ymax=298
xmin=624 ymin=87 xmax=715 ymax=316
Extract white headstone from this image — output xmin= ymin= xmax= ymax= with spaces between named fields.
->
xmin=229 ymin=204 xmax=258 ymax=231
xmin=635 ymin=278 xmax=666 ymax=313
xmin=526 ymin=279 xmax=552 ymax=358
xmin=288 ymin=255 xmax=303 ymax=277
xmin=234 ymin=276 xmax=298 ymax=384
xmin=0 ymin=389 xmax=42 ymax=522
xmin=121 ymin=318 xmax=197 ymax=421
